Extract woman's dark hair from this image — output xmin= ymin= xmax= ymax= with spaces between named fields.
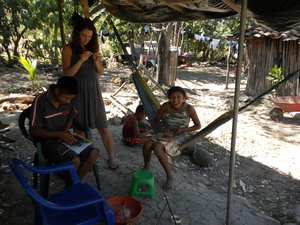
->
xmin=56 ymin=76 xmax=79 ymax=95
xmin=70 ymin=18 xmax=99 ymax=54
xmin=167 ymin=86 xmax=187 ymax=99
xmin=135 ymin=105 xmax=145 ymax=114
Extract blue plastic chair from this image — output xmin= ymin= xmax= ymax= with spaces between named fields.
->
xmin=8 ymin=157 xmax=114 ymax=225
xmin=18 ymin=107 xmax=101 ymax=197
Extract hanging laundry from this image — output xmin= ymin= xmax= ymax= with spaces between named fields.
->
xmin=194 ymin=34 xmax=203 ymax=41
xmin=209 ymin=39 xmax=220 ymax=50
xmin=144 ymin=25 xmax=150 ymax=33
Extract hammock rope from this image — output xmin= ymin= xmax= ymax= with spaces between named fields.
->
xmin=109 ymin=18 xmax=161 ymax=122
xmin=178 ymin=68 xmax=300 ymax=150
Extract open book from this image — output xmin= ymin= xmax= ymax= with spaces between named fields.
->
xmin=63 ymin=133 xmax=93 ymax=154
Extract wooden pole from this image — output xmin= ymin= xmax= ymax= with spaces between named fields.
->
xmin=225 ymin=45 xmax=231 ymax=89
xmin=79 ymin=0 xmax=90 ymax=18
xmin=226 ymin=0 xmax=248 ymax=224
xmin=57 ymin=0 xmax=65 ymax=46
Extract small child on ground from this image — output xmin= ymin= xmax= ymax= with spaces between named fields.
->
xmin=121 ymin=105 xmax=153 ymax=146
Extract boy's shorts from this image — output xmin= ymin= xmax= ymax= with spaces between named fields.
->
xmin=122 ymin=137 xmax=140 ymax=147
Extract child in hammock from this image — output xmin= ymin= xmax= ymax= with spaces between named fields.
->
xmin=142 ymin=86 xmax=201 ymax=191
xmin=121 ymin=105 xmax=154 ymax=146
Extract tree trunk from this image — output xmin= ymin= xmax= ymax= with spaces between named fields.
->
xmin=156 ymin=22 xmax=173 ymax=85
xmin=166 ymin=49 xmax=178 ymax=86
xmin=128 ymin=27 xmax=136 ymax=63
xmin=57 ymin=0 xmax=65 ymax=46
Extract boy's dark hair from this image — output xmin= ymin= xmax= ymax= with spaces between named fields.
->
xmin=167 ymin=86 xmax=187 ymax=99
xmin=56 ymin=76 xmax=79 ymax=95
xmin=135 ymin=105 xmax=145 ymax=114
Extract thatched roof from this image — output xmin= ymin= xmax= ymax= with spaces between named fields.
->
xmin=101 ymin=0 xmax=300 ymax=32
xmin=244 ymin=26 xmax=300 ymax=41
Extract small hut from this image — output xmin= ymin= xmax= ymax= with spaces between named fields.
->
xmin=244 ymin=26 xmax=300 ymax=96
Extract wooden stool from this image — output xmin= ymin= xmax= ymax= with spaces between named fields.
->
xmin=130 ymin=169 xmax=155 ymax=199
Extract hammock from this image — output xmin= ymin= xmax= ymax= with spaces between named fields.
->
xmin=132 ymin=67 xmax=300 ymax=151
xmin=132 ymin=71 xmax=160 ymax=123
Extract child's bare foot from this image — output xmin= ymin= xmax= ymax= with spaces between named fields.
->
xmin=163 ymin=177 xmax=174 ymax=191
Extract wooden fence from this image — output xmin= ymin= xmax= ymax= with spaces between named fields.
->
xmin=245 ymin=38 xmax=300 ymax=96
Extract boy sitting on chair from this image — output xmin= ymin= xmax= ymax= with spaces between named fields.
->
xmin=29 ymin=76 xmax=98 ymax=185
xmin=121 ymin=105 xmax=153 ymax=146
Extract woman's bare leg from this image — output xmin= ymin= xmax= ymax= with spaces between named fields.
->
xmin=97 ymin=127 xmax=118 ymax=169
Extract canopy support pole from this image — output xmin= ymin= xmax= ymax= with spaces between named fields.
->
xmin=226 ymin=0 xmax=248 ymax=224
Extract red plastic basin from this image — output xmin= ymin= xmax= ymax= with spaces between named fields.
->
xmin=107 ymin=196 xmax=143 ymax=225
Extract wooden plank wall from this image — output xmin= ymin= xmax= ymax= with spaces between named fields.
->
xmin=245 ymin=38 xmax=300 ymax=96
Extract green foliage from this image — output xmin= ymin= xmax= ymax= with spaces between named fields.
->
xmin=0 ymin=0 xmax=258 ymax=66
xmin=0 ymin=0 xmax=31 ymax=63
xmin=0 ymin=0 xmax=75 ymax=65
xmin=18 ymin=55 xmax=39 ymax=92
xmin=267 ymin=65 xmax=283 ymax=84
xmin=266 ymin=65 xmax=284 ymax=96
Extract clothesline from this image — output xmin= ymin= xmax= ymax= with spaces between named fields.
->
xmin=183 ymin=31 xmax=221 ymax=50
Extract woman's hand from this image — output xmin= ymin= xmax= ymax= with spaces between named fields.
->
xmin=93 ymin=52 xmax=102 ymax=63
xmin=173 ymin=128 xmax=185 ymax=136
xmin=161 ymin=126 xmax=169 ymax=134
xmin=80 ymin=51 xmax=93 ymax=62
xmin=93 ymin=51 xmax=104 ymax=74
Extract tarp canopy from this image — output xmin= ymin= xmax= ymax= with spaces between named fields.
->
xmin=101 ymin=0 xmax=300 ymax=32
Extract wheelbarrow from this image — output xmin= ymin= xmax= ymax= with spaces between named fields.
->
xmin=269 ymin=96 xmax=300 ymax=121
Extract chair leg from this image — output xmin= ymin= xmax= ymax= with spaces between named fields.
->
xmin=34 ymin=208 xmax=43 ymax=225
xmin=34 ymin=152 xmax=50 ymax=197
xmin=93 ymin=163 xmax=101 ymax=190
xmin=85 ymin=129 xmax=101 ymax=190
xmin=37 ymin=152 xmax=50 ymax=198
xmin=33 ymin=153 xmax=38 ymax=188
xmin=40 ymin=174 xmax=49 ymax=198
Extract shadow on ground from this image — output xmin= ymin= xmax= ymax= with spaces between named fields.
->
xmin=0 ymin=114 xmax=299 ymax=224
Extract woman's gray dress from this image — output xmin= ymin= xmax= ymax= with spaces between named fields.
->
xmin=71 ymin=47 xmax=108 ymax=129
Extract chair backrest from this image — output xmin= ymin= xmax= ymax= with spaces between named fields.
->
xmin=18 ymin=107 xmax=44 ymax=157
xmin=8 ymin=157 xmax=113 ymax=225
xmin=18 ymin=107 xmax=34 ymax=143
xmin=8 ymin=158 xmax=81 ymax=206
xmin=8 ymin=158 xmax=52 ymax=205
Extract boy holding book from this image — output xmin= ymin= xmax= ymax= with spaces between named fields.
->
xmin=29 ymin=76 xmax=98 ymax=184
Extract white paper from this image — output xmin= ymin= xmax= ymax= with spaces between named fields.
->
xmin=63 ymin=135 xmax=93 ymax=154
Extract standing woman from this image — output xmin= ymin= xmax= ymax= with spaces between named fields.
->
xmin=62 ymin=18 xmax=118 ymax=170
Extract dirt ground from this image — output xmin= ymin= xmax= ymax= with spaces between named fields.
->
xmin=1 ymin=62 xmax=300 ymax=224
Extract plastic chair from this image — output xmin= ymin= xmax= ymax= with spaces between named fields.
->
xmin=18 ymin=107 xmax=101 ymax=197
xmin=130 ymin=169 xmax=155 ymax=199
xmin=8 ymin=157 xmax=114 ymax=225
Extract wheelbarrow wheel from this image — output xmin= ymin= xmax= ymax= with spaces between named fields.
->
xmin=269 ymin=107 xmax=284 ymax=121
